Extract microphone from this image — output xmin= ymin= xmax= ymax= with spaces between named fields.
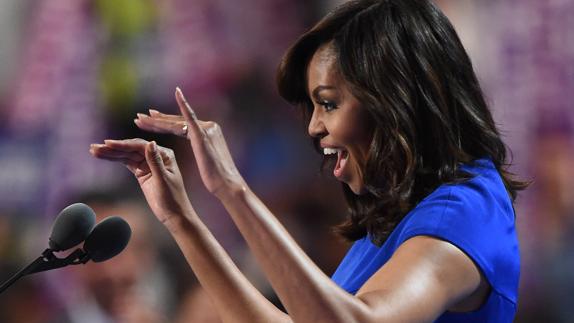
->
xmin=0 ymin=204 xmax=132 ymax=294
xmin=49 ymin=203 xmax=96 ymax=251
xmin=84 ymin=216 xmax=131 ymax=263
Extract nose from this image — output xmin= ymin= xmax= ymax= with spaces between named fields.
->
xmin=307 ymin=108 xmax=326 ymax=138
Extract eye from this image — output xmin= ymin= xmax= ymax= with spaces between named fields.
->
xmin=319 ymin=101 xmax=337 ymax=112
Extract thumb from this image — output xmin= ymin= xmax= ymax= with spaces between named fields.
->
xmin=145 ymin=141 xmax=167 ymax=176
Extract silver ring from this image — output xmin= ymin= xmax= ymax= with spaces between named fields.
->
xmin=182 ymin=123 xmax=188 ymax=137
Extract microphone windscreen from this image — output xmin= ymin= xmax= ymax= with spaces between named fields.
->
xmin=84 ymin=216 xmax=131 ymax=263
xmin=49 ymin=203 xmax=97 ymax=251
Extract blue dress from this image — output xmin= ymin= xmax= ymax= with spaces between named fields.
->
xmin=331 ymin=159 xmax=519 ymax=322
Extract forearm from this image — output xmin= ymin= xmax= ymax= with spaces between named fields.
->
xmin=163 ymin=211 xmax=291 ymax=323
xmin=217 ymin=187 xmax=371 ymax=323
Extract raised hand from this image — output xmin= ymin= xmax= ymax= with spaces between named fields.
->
xmin=135 ymin=88 xmax=246 ymax=198
xmin=89 ymin=139 xmax=193 ymax=225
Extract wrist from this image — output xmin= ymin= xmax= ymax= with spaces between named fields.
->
xmin=214 ymin=181 xmax=249 ymax=203
xmin=161 ymin=205 xmax=199 ymax=234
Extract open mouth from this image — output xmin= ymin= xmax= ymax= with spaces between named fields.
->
xmin=323 ymin=148 xmax=349 ymax=179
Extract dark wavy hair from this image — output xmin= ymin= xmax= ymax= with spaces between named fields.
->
xmin=276 ymin=0 xmax=528 ymax=246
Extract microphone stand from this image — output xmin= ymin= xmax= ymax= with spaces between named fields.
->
xmin=0 ymin=248 xmax=90 ymax=294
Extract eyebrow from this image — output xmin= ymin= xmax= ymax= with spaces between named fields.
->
xmin=311 ymin=85 xmax=336 ymax=100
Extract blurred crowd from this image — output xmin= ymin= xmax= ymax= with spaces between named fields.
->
xmin=0 ymin=0 xmax=572 ymax=322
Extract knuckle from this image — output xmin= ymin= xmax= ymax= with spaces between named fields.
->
xmin=164 ymin=148 xmax=175 ymax=158
xmin=205 ymin=122 xmax=221 ymax=134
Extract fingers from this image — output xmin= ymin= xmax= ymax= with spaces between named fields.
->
xmin=103 ymin=138 xmax=148 ymax=152
xmin=91 ymin=139 xmax=176 ymax=177
xmin=175 ymin=87 xmax=203 ymax=140
xmin=90 ymin=143 xmax=145 ymax=163
xmin=144 ymin=141 xmax=167 ymax=176
xmin=148 ymin=109 xmax=182 ymax=121
xmin=175 ymin=87 xmax=198 ymax=121
xmin=91 ymin=138 xmax=168 ymax=161
xmin=89 ymin=144 xmax=143 ymax=175
xmin=136 ymin=88 xmax=204 ymax=140
xmin=135 ymin=113 xmax=188 ymax=137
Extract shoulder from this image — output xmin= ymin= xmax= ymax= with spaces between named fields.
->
xmin=390 ymin=158 xmax=519 ymax=303
xmin=357 ymin=235 xmax=489 ymax=319
xmin=333 ymin=159 xmax=520 ymax=304
xmin=399 ymin=158 xmax=514 ymax=234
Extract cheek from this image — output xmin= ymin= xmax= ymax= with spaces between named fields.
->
xmin=331 ymin=117 xmax=369 ymax=144
xmin=347 ymin=123 xmax=373 ymax=157
xmin=355 ymin=112 xmax=374 ymax=153
xmin=347 ymin=120 xmax=373 ymax=171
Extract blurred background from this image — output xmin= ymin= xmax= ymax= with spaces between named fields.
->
xmin=0 ymin=0 xmax=572 ymax=322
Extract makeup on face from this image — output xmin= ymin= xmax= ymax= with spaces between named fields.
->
xmin=306 ymin=45 xmax=373 ymax=194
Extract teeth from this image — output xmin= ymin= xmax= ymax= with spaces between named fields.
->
xmin=323 ymin=148 xmax=341 ymax=155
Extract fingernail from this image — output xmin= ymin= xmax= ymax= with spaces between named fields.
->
xmin=149 ymin=108 xmax=159 ymax=114
xmin=136 ymin=113 xmax=147 ymax=119
xmin=150 ymin=141 xmax=157 ymax=152
xmin=176 ymin=87 xmax=188 ymax=102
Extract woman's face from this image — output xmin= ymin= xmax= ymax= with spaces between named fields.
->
xmin=306 ymin=44 xmax=374 ymax=194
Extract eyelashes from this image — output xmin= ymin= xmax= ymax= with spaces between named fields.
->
xmin=318 ymin=100 xmax=338 ymax=112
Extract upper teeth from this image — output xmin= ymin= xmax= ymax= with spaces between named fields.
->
xmin=323 ymin=148 xmax=341 ymax=155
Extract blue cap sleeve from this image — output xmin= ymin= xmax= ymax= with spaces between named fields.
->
xmin=395 ymin=162 xmax=519 ymax=305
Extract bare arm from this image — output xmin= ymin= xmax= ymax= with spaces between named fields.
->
xmin=215 ymin=187 xmax=486 ymax=322
xmin=140 ymin=87 xmax=487 ymax=322
xmin=164 ymin=206 xmax=291 ymax=323
xmin=90 ymin=140 xmax=290 ymax=323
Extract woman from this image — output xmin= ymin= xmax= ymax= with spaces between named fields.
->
xmin=90 ymin=0 xmax=527 ymax=321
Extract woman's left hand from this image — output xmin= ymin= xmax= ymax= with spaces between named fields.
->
xmin=135 ymin=88 xmax=246 ymax=198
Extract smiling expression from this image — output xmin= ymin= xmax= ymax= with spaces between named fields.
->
xmin=306 ymin=44 xmax=374 ymax=194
